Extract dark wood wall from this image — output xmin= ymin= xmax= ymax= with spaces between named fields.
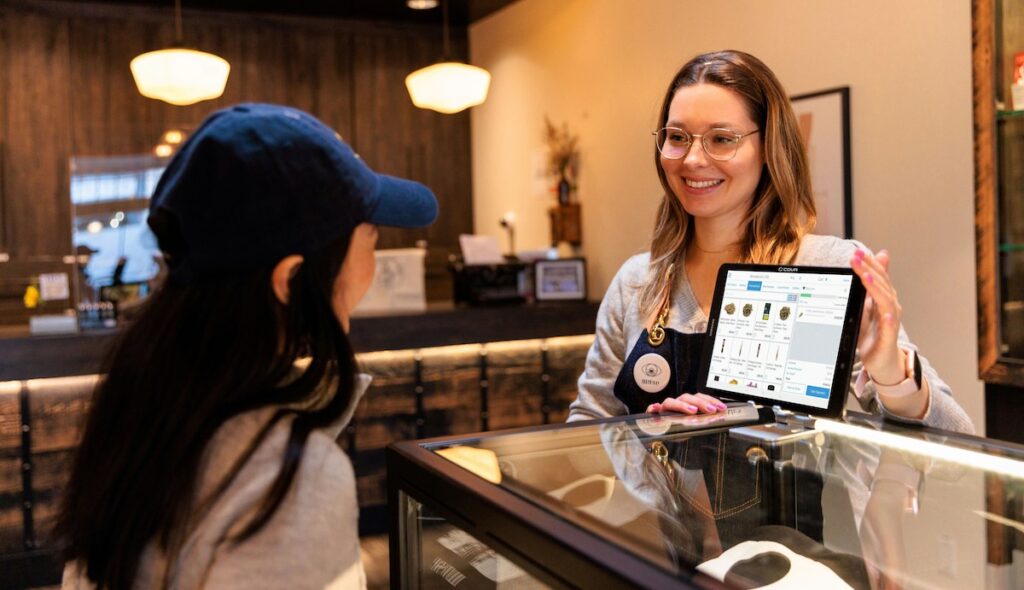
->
xmin=0 ymin=0 xmax=472 ymax=322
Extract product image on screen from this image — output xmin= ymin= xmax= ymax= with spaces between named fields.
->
xmin=705 ymin=269 xmax=855 ymax=410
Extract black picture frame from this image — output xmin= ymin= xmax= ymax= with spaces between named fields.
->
xmin=533 ymin=258 xmax=587 ymax=301
xmin=790 ymin=86 xmax=853 ymax=239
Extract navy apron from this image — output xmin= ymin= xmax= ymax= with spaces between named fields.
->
xmin=612 ymin=328 xmax=707 ymax=413
xmin=608 ymin=267 xmax=772 ymax=554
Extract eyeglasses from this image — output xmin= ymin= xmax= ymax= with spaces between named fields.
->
xmin=653 ymin=127 xmax=760 ymax=161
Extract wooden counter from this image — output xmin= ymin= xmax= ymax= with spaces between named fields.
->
xmin=0 ymin=302 xmax=599 ymax=381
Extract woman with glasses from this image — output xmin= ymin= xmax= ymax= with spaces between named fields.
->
xmin=568 ymin=50 xmax=972 ymax=433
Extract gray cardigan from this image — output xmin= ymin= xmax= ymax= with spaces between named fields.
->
xmin=63 ymin=374 xmax=372 ymax=590
xmin=568 ymin=234 xmax=975 ymax=434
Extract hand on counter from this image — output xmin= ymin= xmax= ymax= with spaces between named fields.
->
xmin=646 ymin=393 xmax=728 ymax=415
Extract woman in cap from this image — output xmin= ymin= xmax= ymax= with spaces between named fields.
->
xmin=569 ymin=50 xmax=972 ymax=432
xmin=56 ymin=104 xmax=438 ymax=589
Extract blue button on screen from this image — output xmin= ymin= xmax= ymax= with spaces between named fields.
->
xmin=747 ymin=281 xmax=762 ymax=291
xmin=805 ymin=385 xmax=830 ymax=399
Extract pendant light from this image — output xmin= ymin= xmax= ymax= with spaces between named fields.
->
xmin=130 ymin=0 xmax=230 ymax=106
xmin=405 ymin=0 xmax=490 ymax=114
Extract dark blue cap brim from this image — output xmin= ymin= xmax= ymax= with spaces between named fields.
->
xmin=366 ymin=174 xmax=439 ymax=228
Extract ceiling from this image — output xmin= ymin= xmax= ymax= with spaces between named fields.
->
xmin=102 ymin=0 xmax=519 ymax=26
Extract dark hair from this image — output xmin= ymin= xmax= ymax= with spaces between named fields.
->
xmin=54 ymin=213 xmax=356 ymax=589
xmin=641 ymin=50 xmax=816 ymax=316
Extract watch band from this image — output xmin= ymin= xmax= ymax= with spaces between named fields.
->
xmin=873 ymin=348 xmax=922 ymax=398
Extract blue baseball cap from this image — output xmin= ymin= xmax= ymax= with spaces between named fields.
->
xmin=148 ymin=103 xmax=438 ymax=283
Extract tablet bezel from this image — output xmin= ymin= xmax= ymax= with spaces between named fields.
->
xmin=697 ymin=263 xmax=866 ymax=420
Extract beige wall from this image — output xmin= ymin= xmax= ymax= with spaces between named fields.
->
xmin=469 ymin=0 xmax=984 ymax=432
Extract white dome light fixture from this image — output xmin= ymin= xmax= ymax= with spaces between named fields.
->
xmin=406 ymin=62 xmax=490 ymax=114
xmin=405 ymin=0 xmax=490 ymax=114
xmin=407 ymin=0 xmax=439 ymax=9
xmin=130 ymin=0 xmax=230 ymax=106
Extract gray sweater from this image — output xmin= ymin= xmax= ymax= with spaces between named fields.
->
xmin=568 ymin=234 xmax=975 ymax=434
xmin=62 ymin=374 xmax=372 ymax=590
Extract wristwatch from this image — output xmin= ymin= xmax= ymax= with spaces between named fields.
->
xmin=873 ymin=348 xmax=923 ymax=398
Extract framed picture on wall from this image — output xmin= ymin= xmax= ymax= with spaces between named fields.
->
xmin=790 ymin=87 xmax=853 ymax=238
xmin=534 ymin=258 xmax=587 ymax=301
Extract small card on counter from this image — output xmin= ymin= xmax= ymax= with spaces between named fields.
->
xmin=39 ymin=272 xmax=70 ymax=301
xmin=459 ymin=234 xmax=504 ymax=265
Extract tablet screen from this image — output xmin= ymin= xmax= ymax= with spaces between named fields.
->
xmin=701 ymin=265 xmax=864 ymax=417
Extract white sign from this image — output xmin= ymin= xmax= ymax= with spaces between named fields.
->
xmin=459 ymin=234 xmax=504 ymax=265
xmin=39 ymin=272 xmax=70 ymax=301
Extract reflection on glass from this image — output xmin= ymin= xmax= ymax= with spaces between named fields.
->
xmin=428 ymin=415 xmax=1024 ymax=589
xmin=400 ymin=492 xmax=549 ymax=589
xmin=69 ymin=155 xmax=164 ymax=308
xmin=436 ymin=446 xmax=502 ymax=484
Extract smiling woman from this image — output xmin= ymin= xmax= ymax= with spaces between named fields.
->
xmin=568 ymin=49 xmax=974 ymax=437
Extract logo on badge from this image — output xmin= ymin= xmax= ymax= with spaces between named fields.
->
xmin=780 ymin=306 xmax=791 ymax=321
xmin=742 ymin=303 xmax=753 ymax=317
xmin=633 ymin=353 xmax=671 ymax=393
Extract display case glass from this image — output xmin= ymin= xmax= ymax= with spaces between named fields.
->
xmin=390 ymin=411 xmax=1024 ymax=589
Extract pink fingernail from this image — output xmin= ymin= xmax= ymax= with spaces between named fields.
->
xmin=865 ymin=273 xmax=873 ymax=284
xmin=883 ymin=312 xmax=893 ymax=323
xmin=854 ymin=249 xmax=865 ymax=259
xmin=718 ymin=402 xmax=728 ymax=410
xmin=685 ymin=404 xmax=698 ymax=412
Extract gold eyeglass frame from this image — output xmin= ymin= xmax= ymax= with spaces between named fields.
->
xmin=653 ymin=127 xmax=760 ymax=162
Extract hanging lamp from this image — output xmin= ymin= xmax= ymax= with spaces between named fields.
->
xmin=130 ymin=0 xmax=230 ymax=106
xmin=405 ymin=0 xmax=490 ymax=114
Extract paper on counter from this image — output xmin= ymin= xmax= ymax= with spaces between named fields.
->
xmin=459 ymin=234 xmax=504 ymax=265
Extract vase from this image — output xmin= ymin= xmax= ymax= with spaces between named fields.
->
xmin=557 ymin=178 xmax=571 ymax=205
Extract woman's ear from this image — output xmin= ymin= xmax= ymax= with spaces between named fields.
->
xmin=271 ymin=255 xmax=305 ymax=304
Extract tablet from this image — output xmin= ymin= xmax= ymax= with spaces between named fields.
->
xmin=698 ymin=264 xmax=866 ymax=419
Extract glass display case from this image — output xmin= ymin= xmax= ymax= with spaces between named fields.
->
xmin=975 ymin=0 xmax=1024 ymax=384
xmin=389 ymin=410 xmax=1024 ymax=589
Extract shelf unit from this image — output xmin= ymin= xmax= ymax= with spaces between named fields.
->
xmin=974 ymin=0 xmax=1024 ymax=385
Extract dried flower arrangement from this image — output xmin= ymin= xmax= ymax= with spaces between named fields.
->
xmin=544 ymin=116 xmax=579 ymax=204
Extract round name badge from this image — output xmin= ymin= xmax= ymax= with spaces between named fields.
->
xmin=634 ymin=353 xmax=671 ymax=393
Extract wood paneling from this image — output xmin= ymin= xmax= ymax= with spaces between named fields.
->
xmin=0 ymin=336 xmax=594 ymax=559
xmin=0 ymin=0 xmax=473 ymax=322
xmin=2 ymin=9 xmax=72 ymax=259
xmin=353 ymin=26 xmax=472 ymax=301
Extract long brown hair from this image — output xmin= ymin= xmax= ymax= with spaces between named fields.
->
xmin=640 ymin=50 xmax=816 ymax=317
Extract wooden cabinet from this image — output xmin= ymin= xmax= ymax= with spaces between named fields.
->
xmin=974 ymin=0 xmax=1024 ymax=385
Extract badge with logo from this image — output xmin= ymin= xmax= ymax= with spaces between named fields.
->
xmin=742 ymin=303 xmax=753 ymax=317
xmin=724 ymin=303 xmax=736 ymax=315
xmin=633 ymin=353 xmax=671 ymax=393
xmin=779 ymin=306 xmax=791 ymax=321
